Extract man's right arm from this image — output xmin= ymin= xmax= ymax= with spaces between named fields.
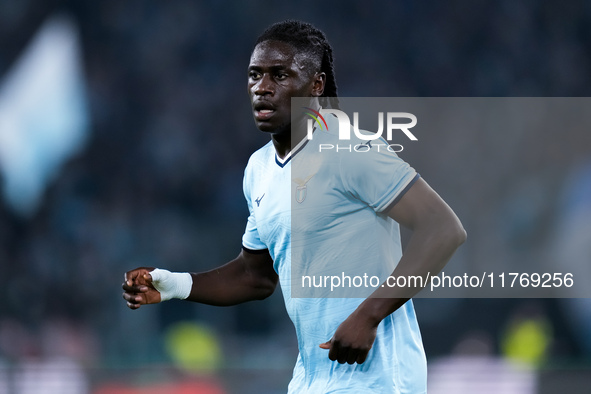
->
xmin=122 ymin=248 xmax=277 ymax=309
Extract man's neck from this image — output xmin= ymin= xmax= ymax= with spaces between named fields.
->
xmin=271 ymin=98 xmax=320 ymax=159
xmin=271 ymin=131 xmax=291 ymax=159
xmin=271 ymin=119 xmax=309 ymax=160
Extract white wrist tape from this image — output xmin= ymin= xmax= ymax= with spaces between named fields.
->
xmin=149 ymin=268 xmax=193 ymax=301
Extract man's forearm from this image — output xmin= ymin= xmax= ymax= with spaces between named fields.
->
xmin=186 ymin=252 xmax=277 ymax=306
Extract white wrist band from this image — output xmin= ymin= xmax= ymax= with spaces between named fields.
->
xmin=149 ymin=268 xmax=193 ymax=301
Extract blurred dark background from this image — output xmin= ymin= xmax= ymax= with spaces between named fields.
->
xmin=1 ymin=1 xmax=591 ymax=393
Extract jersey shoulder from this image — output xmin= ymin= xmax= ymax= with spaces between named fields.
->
xmin=246 ymin=140 xmax=274 ymax=166
xmin=243 ymin=140 xmax=275 ymax=195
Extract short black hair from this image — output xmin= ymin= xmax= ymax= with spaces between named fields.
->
xmin=255 ymin=20 xmax=339 ymax=109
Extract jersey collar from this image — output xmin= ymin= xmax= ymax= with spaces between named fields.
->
xmin=274 ymin=106 xmax=334 ymax=168
xmin=275 ymin=136 xmax=309 ymax=168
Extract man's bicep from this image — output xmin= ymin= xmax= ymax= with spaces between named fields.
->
xmin=239 ymin=248 xmax=278 ymax=286
xmin=386 ymin=177 xmax=458 ymax=230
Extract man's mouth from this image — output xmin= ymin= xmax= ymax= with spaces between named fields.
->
xmin=254 ymin=103 xmax=276 ymax=120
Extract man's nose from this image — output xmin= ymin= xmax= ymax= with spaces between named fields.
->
xmin=253 ymin=74 xmax=274 ymax=96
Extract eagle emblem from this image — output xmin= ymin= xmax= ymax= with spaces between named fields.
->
xmin=292 ymin=174 xmax=315 ymax=204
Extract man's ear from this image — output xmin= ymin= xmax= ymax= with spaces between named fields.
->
xmin=311 ymin=72 xmax=326 ymax=97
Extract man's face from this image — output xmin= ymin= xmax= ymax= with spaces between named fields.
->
xmin=248 ymin=40 xmax=322 ymax=134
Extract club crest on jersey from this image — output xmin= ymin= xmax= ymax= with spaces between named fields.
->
xmin=295 ymin=186 xmax=307 ymax=203
xmin=293 ymin=174 xmax=315 ymax=204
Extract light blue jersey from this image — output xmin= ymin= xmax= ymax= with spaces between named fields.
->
xmin=242 ymin=115 xmax=427 ymax=393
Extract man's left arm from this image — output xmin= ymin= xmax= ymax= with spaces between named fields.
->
xmin=320 ymin=177 xmax=467 ymax=364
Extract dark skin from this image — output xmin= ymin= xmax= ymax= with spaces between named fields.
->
xmin=123 ymin=249 xmax=276 ymax=307
xmin=247 ymin=40 xmax=325 ymax=159
xmin=123 ymin=40 xmax=467 ymax=365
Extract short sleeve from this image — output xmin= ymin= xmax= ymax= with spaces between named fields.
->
xmin=340 ymin=144 xmax=419 ymax=213
xmin=241 ymin=165 xmax=267 ymax=251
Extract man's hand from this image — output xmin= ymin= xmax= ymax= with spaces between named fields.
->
xmin=319 ymin=309 xmax=378 ymax=364
xmin=122 ymin=267 xmax=161 ymax=309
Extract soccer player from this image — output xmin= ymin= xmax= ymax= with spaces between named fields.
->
xmin=122 ymin=20 xmax=466 ymax=393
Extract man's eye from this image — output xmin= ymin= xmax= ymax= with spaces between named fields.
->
xmin=249 ymin=71 xmax=261 ymax=80
xmin=276 ymin=73 xmax=288 ymax=80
